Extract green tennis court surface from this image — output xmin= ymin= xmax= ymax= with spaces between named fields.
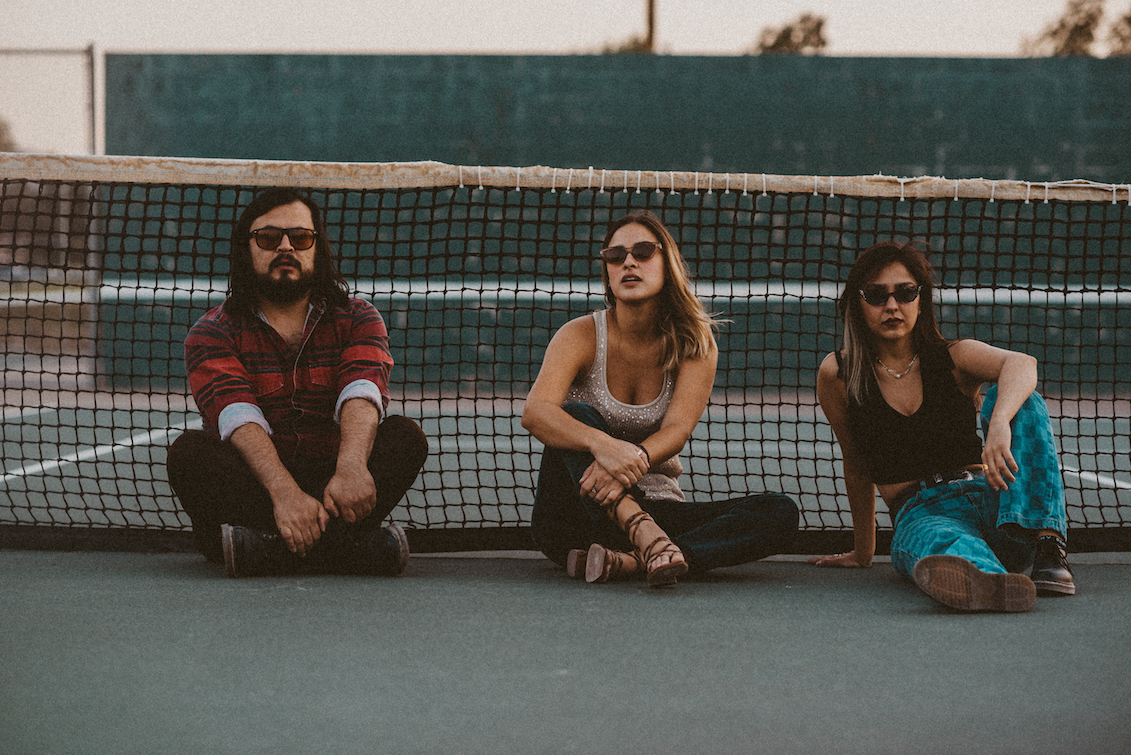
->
xmin=2 ymin=550 xmax=1128 ymax=754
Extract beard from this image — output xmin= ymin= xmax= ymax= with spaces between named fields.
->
xmin=253 ymin=255 xmax=315 ymax=304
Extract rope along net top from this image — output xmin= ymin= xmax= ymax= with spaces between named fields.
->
xmin=1 ymin=154 xmax=1128 ymax=547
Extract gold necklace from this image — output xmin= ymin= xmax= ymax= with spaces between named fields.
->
xmin=876 ymin=353 xmax=918 ymax=379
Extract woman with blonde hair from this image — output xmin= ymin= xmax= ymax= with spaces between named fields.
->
xmin=522 ymin=210 xmax=797 ymax=586
xmin=809 ymin=241 xmax=1075 ymax=611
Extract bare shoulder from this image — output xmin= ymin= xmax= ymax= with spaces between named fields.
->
xmin=555 ymin=313 xmax=597 ymax=342
xmin=545 ymin=313 xmax=595 ymax=354
xmin=817 ymin=351 xmax=843 ymax=382
xmin=816 ymin=351 xmax=849 ymax=413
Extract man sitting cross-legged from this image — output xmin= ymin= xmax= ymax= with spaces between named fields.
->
xmin=168 ymin=188 xmax=427 ymax=578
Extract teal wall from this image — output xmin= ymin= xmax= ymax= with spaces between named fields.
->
xmin=105 ymin=54 xmax=1131 ymax=182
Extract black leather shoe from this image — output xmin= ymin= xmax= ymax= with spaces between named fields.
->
xmin=221 ymin=524 xmax=291 ymax=578
xmin=1031 ymin=535 xmax=1076 ymax=596
xmin=365 ymin=523 xmax=410 ymax=576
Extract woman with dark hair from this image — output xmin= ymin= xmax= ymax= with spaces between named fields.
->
xmin=522 ymin=210 xmax=798 ymax=587
xmin=809 ymin=241 xmax=1075 ymax=611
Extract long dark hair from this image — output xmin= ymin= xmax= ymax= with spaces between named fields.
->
xmin=600 ymin=210 xmax=718 ymax=372
xmin=838 ymin=241 xmax=948 ymax=403
xmin=226 ymin=187 xmax=349 ymax=317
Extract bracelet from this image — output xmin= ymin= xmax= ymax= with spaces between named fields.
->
xmin=634 ymin=443 xmax=651 ymax=467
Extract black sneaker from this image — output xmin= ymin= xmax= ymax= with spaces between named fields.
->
xmin=1031 ymin=535 xmax=1076 ymax=596
xmin=221 ymin=524 xmax=290 ymax=578
xmin=913 ymin=555 xmax=1036 ymax=612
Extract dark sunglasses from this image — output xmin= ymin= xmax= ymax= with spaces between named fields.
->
xmin=250 ymin=227 xmax=318 ymax=251
xmin=599 ymin=241 xmax=661 ymax=264
xmin=860 ymin=284 xmax=922 ymax=307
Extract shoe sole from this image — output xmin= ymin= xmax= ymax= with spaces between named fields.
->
xmin=913 ymin=555 xmax=1035 ymax=612
xmin=220 ymin=523 xmax=239 ymax=579
xmin=1033 ymin=578 xmax=1076 ymax=596
xmin=385 ymin=524 xmax=410 ymax=576
xmin=585 ymin=544 xmax=611 ymax=583
xmin=565 ymin=548 xmax=588 ymax=579
xmin=646 ymin=559 xmax=688 ymax=588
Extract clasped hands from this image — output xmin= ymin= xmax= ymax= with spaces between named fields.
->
xmin=274 ymin=463 xmax=377 ymax=556
xmin=579 ymin=438 xmax=649 ymax=508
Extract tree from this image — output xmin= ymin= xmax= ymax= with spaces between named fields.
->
xmin=751 ymin=12 xmax=828 ymax=55
xmin=1109 ymin=4 xmax=1131 ymax=55
xmin=603 ymin=34 xmax=652 ymax=54
xmin=1022 ymin=0 xmax=1106 ymax=56
xmin=0 ymin=117 xmax=17 ymax=152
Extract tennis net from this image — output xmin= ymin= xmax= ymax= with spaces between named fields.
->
xmin=1 ymin=154 xmax=1128 ymax=552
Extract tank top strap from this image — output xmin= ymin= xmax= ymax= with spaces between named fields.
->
xmin=592 ymin=310 xmax=609 ymax=387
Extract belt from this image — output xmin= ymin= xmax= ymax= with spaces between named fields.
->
xmin=887 ymin=467 xmax=987 ymax=521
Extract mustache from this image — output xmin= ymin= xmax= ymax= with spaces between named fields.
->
xmin=270 ymin=254 xmax=300 ymax=270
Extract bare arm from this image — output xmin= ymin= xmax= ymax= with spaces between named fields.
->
xmin=808 ymin=353 xmax=875 ymax=568
xmin=228 ymin=423 xmax=328 ymax=556
xmin=521 ymin=317 xmax=648 ymax=490
xmin=323 ymin=397 xmax=380 ymax=523
xmin=950 ymin=340 xmax=1038 ymax=491
xmin=577 ymin=340 xmax=718 ymax=507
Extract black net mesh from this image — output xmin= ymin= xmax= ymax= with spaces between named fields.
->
xmin=2 ymin=166 xmax=1129 ymax=545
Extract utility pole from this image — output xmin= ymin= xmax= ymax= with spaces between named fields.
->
xmin=645 ymin=0 xmax=656 ymax=52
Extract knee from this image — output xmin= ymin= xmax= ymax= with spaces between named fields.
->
xmin=167 ymin=430 xmax=226 ymax=479
xmin=561 ymin=402 xmax=608 ymax=432
xmin=756 ymin=493 xmax=800 ymax=533
xmin=980 ymin=386 xmax=1050 ymax=427
xmin=377 ymin=415 xmax=429 ymax=467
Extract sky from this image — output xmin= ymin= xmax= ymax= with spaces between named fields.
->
xmin=0 ymin=0 xmax=1083 ymax=154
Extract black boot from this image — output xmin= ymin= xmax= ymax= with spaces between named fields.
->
xmin=1031 ymin=534 xmax=1076 ymax=596
xmin=220 ymin=524 xmax=298 ymax=578
xmin=320 ymin=521 xmax=410 ymax=576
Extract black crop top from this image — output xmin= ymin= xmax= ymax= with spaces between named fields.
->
xmin=840 ymin=341 xmax=983 ymax=485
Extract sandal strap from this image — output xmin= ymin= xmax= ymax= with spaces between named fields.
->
xmin=622 ymin=510 xmax=651 ymax=543
xmin=599 ymin=491 xmax=631 ymax=521
xmin=607 ymin=549 xmax=642 ymax=579
xmin=640 ymin=534 xmax=679 ymax=566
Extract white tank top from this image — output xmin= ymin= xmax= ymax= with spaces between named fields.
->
xmin=564 ymin=310 xmax=684 ymax=501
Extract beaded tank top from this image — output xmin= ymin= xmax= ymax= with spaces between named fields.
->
xmin=564 ymin=310 xmax=684 ymax=502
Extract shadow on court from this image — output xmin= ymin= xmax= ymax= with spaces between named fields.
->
xmin=1 ymin=550 xmax=1129 ymax=755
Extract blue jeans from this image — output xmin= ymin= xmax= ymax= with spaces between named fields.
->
xmin=530 ymin=403 xmax=799 ymax=573
xmin=890 ymin=387 xmax=1068 ymax=578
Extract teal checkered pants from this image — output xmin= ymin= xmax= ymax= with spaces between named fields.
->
xmin=889 ymin=387 xmax=1067 ymax=578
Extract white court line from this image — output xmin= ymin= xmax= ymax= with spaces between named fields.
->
xmin=1062 ymin=467 xmax=1131 ymax=490
xmin=0 ymin=417 xmax=202 ymax=485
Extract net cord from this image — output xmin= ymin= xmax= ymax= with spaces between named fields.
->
xmin=2 ymin=152 xmax=1129 ymax=203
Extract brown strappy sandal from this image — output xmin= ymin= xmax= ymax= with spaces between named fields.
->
xmin=584 ymin=544 xmax=642 ymax=583
xmin=623 ymin=510 xmax=688 ymax=587
xmin=565 ymin=548 xmax=588 ymax=579
xmin=600 ymin=493 xmax=688 ymax=587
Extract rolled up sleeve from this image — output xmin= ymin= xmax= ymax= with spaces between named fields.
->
xmin=184 ymin=308 xmax=263 ymax=438
xmin=334 ymin=299 xmax=393 ymax=418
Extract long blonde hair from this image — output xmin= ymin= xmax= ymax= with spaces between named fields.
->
xmin=600 ymin=210 xmax=719 ymax=372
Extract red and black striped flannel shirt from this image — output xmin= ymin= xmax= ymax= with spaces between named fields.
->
xmin=184 ymin=296 xmax=392 ymax=466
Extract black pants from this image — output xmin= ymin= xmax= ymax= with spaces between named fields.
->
xmin=167 ymin=415 xmax=428 ymax=564
xmin=529 ymin=403 xmax=799 ymax=573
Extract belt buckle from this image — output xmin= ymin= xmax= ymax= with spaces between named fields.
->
xmin=931 ymin=469 xmax=972 ymax=488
